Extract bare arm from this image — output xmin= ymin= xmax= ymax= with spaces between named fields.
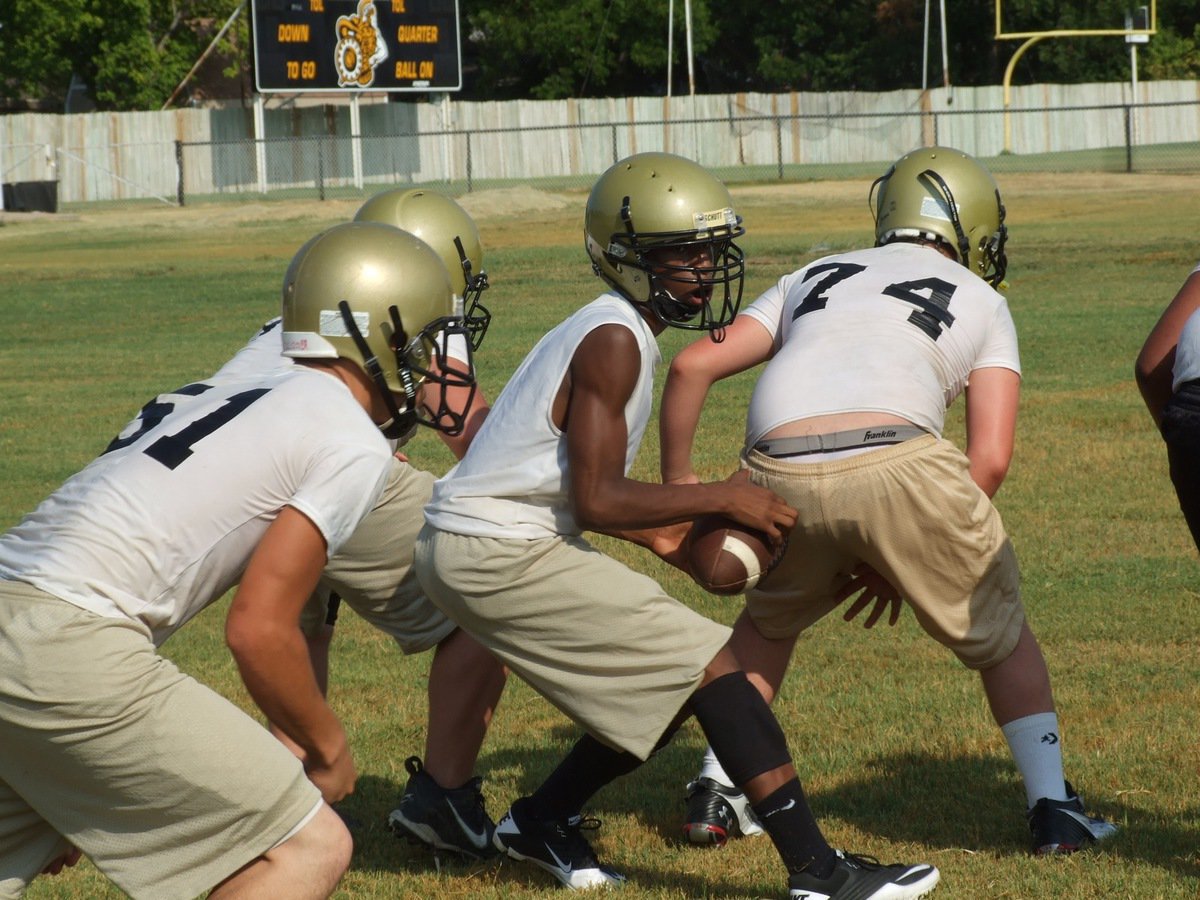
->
xmin=660 ymin=315 xmax=775 ymax=484
xmin=565 ymin=324 xmax=796 ymax=544
xmin=963 ymin=366 xmax=1020 ymax=498
xmin=1135 ymin=269 xmax=1200 ymax=427
xmin=226 ymin=505 xmax=354 ymax=803
xmin=425 ymin=352 xmax=491 ymax=460
xmin=602 ymin=520 xmax=695 ymax=570
xmin=435 ymin=380 xmax=490 ymax=460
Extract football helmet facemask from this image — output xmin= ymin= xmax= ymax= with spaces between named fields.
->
xmin=585 ymin=152 xmax=745 ymax=333
xmin=281 ymin=221 xmax=476 ymax=444
xmin=871 ymin=145 xmax=1008 ymax=288
xmin=355 ymin=187 xmax=491 ymax=350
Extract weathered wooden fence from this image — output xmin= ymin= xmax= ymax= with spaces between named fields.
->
xmin=2 ymin=81 xmax=1198 ymax=207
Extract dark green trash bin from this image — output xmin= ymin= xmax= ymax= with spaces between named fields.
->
xmin=2 ymin=181 xmax=58 ymax=213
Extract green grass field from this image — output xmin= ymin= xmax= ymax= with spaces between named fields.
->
xmin=2 ymin=170 xmax=1199 ymax=899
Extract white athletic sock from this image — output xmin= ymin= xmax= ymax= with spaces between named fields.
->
xmin=698 ymin=746 xmax=735 ymax=788
xmin=1001 ymin=712 xmax=1068 ymax=807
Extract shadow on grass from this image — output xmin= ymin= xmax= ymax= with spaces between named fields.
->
xmin=805 ymin=750 xmax=1199 ymax=884
xmin=336 ymin=733 xmax=1199 ymax=891
xmin=334 ymin=770 xmax=773 ymax=898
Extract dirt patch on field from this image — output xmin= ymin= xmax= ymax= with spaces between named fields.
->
xmin=4 ymin=171 xmax=1196 ymax=233
xmin=0 ymin=199 xmax=356 ymax=235
xmin=995 ymin=171 xmax=1200 ymax=198
xmin=0 ymin=210 xmax=83 ymax=227
xmin=457 ymin=186 xmax=576 ymax=219
xmin=734 ymin=179 xmax=871 ymax=204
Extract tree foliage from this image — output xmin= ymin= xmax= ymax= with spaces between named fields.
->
xmin=462 ymin=0 xmax=717 ymax=100
xmin=0 ymin=0 xmax=245 ymax=111
xmin=459 ymin=0 xmax=1199 ymax=98
xmin=1 ymin=0 xmax=1198 ymax=110
xmin=680 ymin=0 xmax=1000 ymax=92
xmin=1144 ymin=22 xmax=1200 ymax=78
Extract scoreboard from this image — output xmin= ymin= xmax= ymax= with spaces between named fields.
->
xmin=251 ymin=0 xmax=462 ymax=93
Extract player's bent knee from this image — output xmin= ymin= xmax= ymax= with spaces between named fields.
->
xmin=272 ymin=803 xmax=353 ymax=893
xmin=306 ymin=803 xmax=354 ymax=872
xmin=210 ymin=803 xmax=352 ymax=900
xmin=698 ymin=644 xmax=740 ymax=686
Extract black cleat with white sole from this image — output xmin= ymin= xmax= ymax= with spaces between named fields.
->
xmin=387 ymin=756 xmax=497 ymax=860
xmin=787 ymin=850 xmax=939 ymax=900
xmin=492 ymin=797 xmax=626 ymax=890
xmin=1027 ymin=781 xmax=1118 ymax=855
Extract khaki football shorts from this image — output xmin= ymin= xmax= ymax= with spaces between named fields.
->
xmin=744 ymin=435 xmax=1024 ymax=670
xmin=414 ymin=526 xmax=731 ymax=760
xmin=0 ymin=580 xmax=322 ymax=900
xmin=299 ymin=458 xmax=456 ymax=654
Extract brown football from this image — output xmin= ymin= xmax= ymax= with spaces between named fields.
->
xmin=686 ymin=514 xmax=784 ymax=595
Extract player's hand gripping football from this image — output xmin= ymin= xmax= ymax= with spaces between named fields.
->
xmin=646 ymin=520 xmax=695 ymax=570
xmin=837 ymin=563 xmax=903 ymax=628
xmin=714 ymin=468 xmax=797 ymax=545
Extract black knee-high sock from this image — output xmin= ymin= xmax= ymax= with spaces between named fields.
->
xmin=689 ymin=672 xmax=836 ymax=878
xmin=753 ymin=781 xmax=837 ymax=879
xmin=525 ymin=734 xmax=643 ymax=821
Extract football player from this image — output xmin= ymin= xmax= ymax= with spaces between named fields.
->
xmin=211 ymin=188 xmax=507 ymax=861
xmin=1135 ymin=261 xmax=1200 ymax=550
xmin=661 ymin=146 xmax=1119 ymax=858
xmin=414 ymin=152 xmax=940 ymax=899
xmin=0 ymin=222 xmax=472 ymax=898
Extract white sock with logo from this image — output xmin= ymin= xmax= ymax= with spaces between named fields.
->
xmin=698 ymin=746 xmax=736 ymax=789
xmin=1001 ymin=712 xmax=1069 ymax=807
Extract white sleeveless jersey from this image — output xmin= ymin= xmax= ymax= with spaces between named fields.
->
xmin=1171 ymin=261 xmax=1200 ymax=390
xmin=0 ymin=368 xmax=393 ymax=645
xmin=741 ymin=242 xmax=1020 ymax=443
xmin=425 ymin=292 xmax=661 ymax=539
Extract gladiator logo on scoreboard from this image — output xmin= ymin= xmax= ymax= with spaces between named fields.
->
xmin=334 ymin=0 xmax=388 ymax=87
xmin=251 ymin=0 xmax=462 ymax=93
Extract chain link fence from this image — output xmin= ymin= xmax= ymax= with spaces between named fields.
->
xmin=173 ymin=99 xmax=1200 ymax=207
xmin=4 ymin=96 xmax=1197 ymax=211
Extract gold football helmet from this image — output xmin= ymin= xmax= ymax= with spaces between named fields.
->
xmin=281 ymin=221 xmax=476 ymax=442
xmin=871 ymin=145 xmax=1008 ymax=287
xmin=584 ymin=152 xmax=745 ymax=331
xmin=354 ymin=188 xmax=491 ymax=349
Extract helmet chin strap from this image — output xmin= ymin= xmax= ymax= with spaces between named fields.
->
xmin=919 ymin=169 xmax=970 ymax=268
xmin=646 ymin=286 xmax=726 ymax=342
xmin=648 ymin=284 xmax=701 ymax=325
xmin=378 ymin=414 xmax=418 ymax=443
xmin=337 ymin=301 xmax=418 ymax=442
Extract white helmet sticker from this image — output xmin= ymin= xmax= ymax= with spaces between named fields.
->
xmin=318 ymin=308 xmax=370 ymax=336
xmin=920 ymin=195 xmax=956 ymax=222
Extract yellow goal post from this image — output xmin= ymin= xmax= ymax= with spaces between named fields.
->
xmin=995 ymin=0 xmax=1157 ymax=151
